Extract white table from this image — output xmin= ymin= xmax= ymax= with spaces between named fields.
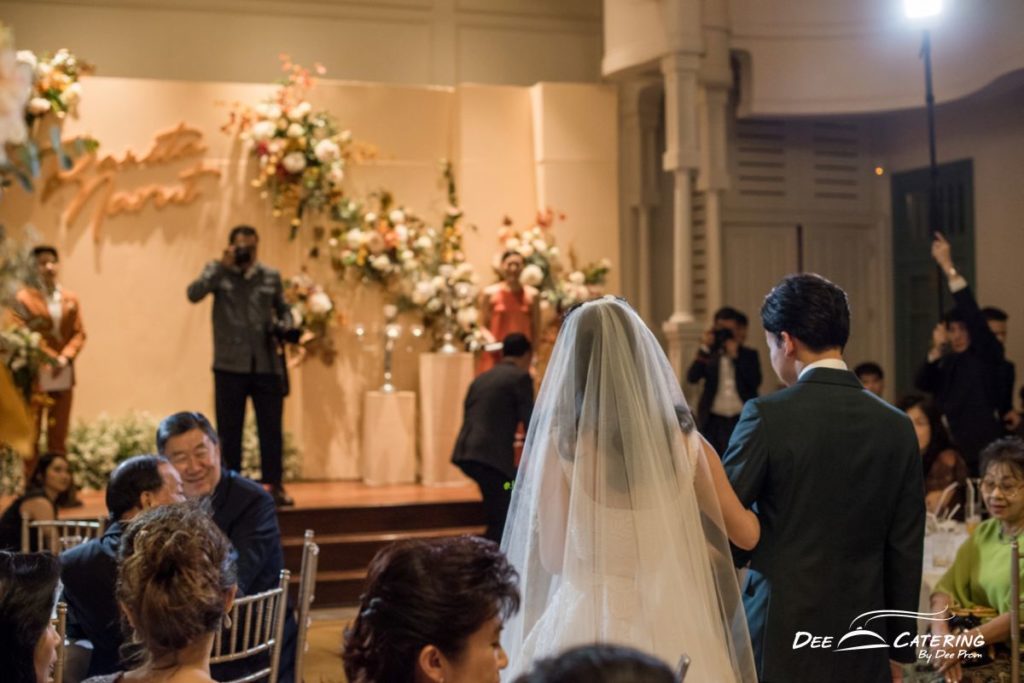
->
xmin=418 ymin=352 xmax=473 ymax=486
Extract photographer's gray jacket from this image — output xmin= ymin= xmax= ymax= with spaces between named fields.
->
xmin=187 ymin=261 xmax=292 ymax=376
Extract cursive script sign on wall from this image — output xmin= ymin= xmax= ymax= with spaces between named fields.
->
xmin=41 ymin=122 xmax=222 ymax=239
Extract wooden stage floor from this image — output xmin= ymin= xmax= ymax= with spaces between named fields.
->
xmin=3 ymin=480 xmax=483 ymax=519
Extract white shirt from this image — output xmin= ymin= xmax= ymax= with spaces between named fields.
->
xmin=45 ymin=285 xmax=62 ymax=333
xmin=798 ymin=358 xmax=848 ymax=380
xmin=710 ymin=354 xmax=744 ymax=417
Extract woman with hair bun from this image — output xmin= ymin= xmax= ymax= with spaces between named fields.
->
xmin=83 ymin=502 xmax=237 ymax=683
xmin=342 ymin=535 xmax=520 ymax=683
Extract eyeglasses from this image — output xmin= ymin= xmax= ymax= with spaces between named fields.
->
xmin=980 ymin=479 xmax=1024 ymax=498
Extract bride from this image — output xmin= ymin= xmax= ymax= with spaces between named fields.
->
xmin=501 ymin=297 xmax=758 ymax=682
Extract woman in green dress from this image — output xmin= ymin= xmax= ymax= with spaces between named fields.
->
xmin=930 ymin=436 xmax=1024 ymax=682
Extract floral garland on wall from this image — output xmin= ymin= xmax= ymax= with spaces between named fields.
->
xmin=496 ymin=210 xmax=612 ymax=314
xmin=222 ymin=55 xmax=373 ymax=237
xmin=1 ymin=38 xmax=99 ymax=191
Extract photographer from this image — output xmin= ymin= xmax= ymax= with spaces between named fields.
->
xmin=187 ymin=225 xmax=294 ymax=507
xmin=686 ymin=306 xmax=762 ymax=455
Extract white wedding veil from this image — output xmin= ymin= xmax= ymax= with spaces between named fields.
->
xmin=500 ymin=297 xmax=756 ymax=682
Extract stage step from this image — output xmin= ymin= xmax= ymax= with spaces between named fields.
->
xmin=277 ymin=498 xmax=485 ymax=607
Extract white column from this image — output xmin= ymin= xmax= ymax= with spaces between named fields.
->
xmin=660 ymin=51 xmax=703 ymax=378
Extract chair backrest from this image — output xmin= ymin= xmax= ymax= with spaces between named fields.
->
xmin=52 ymin=601 xmax=67 ymax=683
xmin=210 ymin=569 xmax=290 ymax=683
xmin=294 ymin=530 xmax=320 ymax=683
xmin=22 ymin=517 xmax=105 ymax=553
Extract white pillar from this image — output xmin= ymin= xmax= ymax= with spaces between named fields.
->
xmin=660 ymin=51 xmax=703 ymax=378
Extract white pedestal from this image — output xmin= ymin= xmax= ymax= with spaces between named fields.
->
xmin=419 ymin=352 xmax=474 ymax=486
xmin=361 ymin=390 xmax=417 ymax=485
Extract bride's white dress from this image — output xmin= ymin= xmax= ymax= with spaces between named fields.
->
xmin=500 ymin=298 xmax=755 ymax=682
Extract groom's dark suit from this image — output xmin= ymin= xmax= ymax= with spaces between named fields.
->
xmin=724 ymin=367 xmax=925 ymax=683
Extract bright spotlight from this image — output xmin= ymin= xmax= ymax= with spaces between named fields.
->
xmin=904 ymin=0 xmax=943 ymax=19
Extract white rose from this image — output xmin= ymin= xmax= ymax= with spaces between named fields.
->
xmin=504 ymin=237 xmax=520 ymax=250
xmin=250 ymin=102 xmax=278 ymax=119
xmin=431 ymin=276 xmax=446 ymax=292
xmin=569 ymin=271 xmax=586 ymax=285
xmin=371 ymin=255 xmax=391 ymax=271
xmin=394 ymin=225 xmax=409 ymax=243
xmin=61 ymin=82 xmax=82 ymax=107
xmin=282 ymin=151 xmax=307 ymax=174
xmin=27 ymin=97 xmax=51 ymax=115
xmin=364 ymin=212 xmax=378 ymax=224
xmin=389 ymin=209 xmax=405 ymax=224
xmin=250 ymin=120 xmax=276 ymax=141
xmin=403 ymin=259 xmax=419 ymax=272
xmin=16 ymin=50 xmax=37 ymax=71
xmin=400 ymin=249 xmax=415 ymax=262
xmin=426 ymin=298 xmax=443 ymax=313
xmin=286 ymin=122 xmax=305 ymax=138
xmin=288 ymin=101 xmax=312 ymax=120
xmin=520 ymin=264 xmax=544 ymax=287
xmin=439 ymin=264 xmax=455 ymax=279
xmin=415 ymin=235 xmax=433 ymax=251
xmin=327 ymin=163 xmax=345 ymax=185
xmin=454 ymin=282 xmax=473 ymax=300
xmin=314 ymin=138 xmax=340 ymax=163
xmin=309 ymin=291 xmax=333 ymax=315
xmin=37 ymin=62 xmax=52 ymax=77
xmin=517 ymin=243 xmax=534 ymax=258
xmin=457 ymin=306 xmax=479 ymax=328
xmin=412 ymin=281 xmax=435 ymax=305
xmin=532 ymin=239 xmax=547 ymax=254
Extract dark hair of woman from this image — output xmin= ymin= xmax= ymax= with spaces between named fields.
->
xmin=895 ymin=393 xmax=953 ymax=475
xmin=27 ymin=452 xmax=73 ymax=508
xmin=501 ymin=249 xmax=525 ymax=264
xmin=0 ymin=550 xmax=61 ymax=683
xmin=513 ymin=644 xmax=677 ymax=683
xmin=980 ymin=437 xmax=1024 ymax=479
xmin=117 ymin=501 xmax=236 ymax=668
xmin=343 ymin=535 xmax=520 ymax=683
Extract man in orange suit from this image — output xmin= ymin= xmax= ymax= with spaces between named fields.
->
xmin=12 ymin=245 xmax=86 ymax=469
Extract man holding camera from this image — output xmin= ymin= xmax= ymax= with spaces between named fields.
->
xmin=187 ymin=225 xmax=294 ymax=507
xmin=686 ymin=306 xmax=762 ymax=456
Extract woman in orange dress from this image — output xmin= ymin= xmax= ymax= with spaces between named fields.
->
xmin=478 ymin=250 xmax=540 ymax=374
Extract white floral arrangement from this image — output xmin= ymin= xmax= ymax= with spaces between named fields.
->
xmin=18 ymin=47 xmax=92 ymax=124
xmin=495 ymin=209 xmax=612 ymax=314
xmin=0 ymin=324 xmax=52 ymax=402
xmin=223 ymin=55 xmax=372 ymax=236
xmin=328 ymin=192 xmax=440 ymax=289
xmin=396 ymin=162 xmax=486 ymax=350
xmin=284 ymin=268 xmax=338 ymax=364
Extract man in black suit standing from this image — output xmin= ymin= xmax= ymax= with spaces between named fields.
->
xmin=60 ymin=455 xmax=185 ymax=677
xmin=686 ymin=306 xmax=762 ymax=455
xmin=723 ymin=274 xmax=924 ymax=683
xmin=451 ymin=333 xmax=534 ymax=543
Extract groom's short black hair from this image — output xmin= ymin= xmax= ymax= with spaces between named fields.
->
xmin=761 ymin=273 xmax=850 ymax=352
xmin=502 ymin=333 xmax=531 ymax=358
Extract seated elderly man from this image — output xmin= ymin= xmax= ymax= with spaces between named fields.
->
xmin=60 ymin=454 xmax=185 ymax=677
xmin=156 ymin=411 xmax=295 ymax=682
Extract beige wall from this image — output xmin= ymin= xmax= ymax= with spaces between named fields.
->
xmin=0 ymin=76 xmax=619 ymax=479
xmin=876 ymin=81 xmax=1024 ymax=401
xmin=0 ymin=0 xmax=602 ymax=86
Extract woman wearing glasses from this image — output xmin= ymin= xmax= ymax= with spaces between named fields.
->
xmin=929 ymin=436 xmax=1024 ymax=682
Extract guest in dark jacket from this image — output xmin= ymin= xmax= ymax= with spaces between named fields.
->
xmin=156 ymin=411 xmax=295 ymax=682
xmin=915 ymin=234 xmax=1004 ymax=474
xmin=60 ymin=454 xmax=185 ymax=677
xmin=452 ymin=333 xmax=534 ymax=543
xmin=686 ymin=306 xmax=761 ymax=455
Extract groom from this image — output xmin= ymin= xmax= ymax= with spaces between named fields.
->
xmin=723 ymin=274 xmax=924 ymax=683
